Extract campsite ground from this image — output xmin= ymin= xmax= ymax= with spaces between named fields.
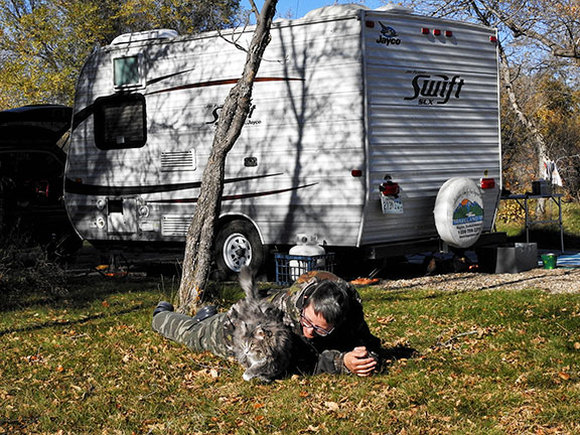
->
xmin=2 ymin=202 xmax=579 ymax=433
xmin=2 ymin=263 xmax=579 ymax=434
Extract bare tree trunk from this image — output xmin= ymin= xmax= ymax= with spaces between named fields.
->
xmin=498 ymin=45 xmax=549 ymax=213
xmin=497 ymin=47 xmax=549 ymax=182
xmin=177 ymin=0 xmax=278 ymax=314
xmin=466 ymin=1 xmax=551 ymax=181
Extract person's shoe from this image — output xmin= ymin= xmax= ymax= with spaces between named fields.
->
xmin=153 ymin=301 xmax=174 ymax=317
xmin=192 ymin=305 xmax=217 ymax=323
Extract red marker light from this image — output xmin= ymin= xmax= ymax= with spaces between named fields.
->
xmin=490 ymin=35 xmax=497 ymax=42
xmin=365 ymin=21 xmax=375 ymax=28
xmin=480 ymin=178 xmax=496 ymax=189
xmin=379 ymin=182 xmax=400 ymax=196
xmin=445 ymin=30 xmax=453 ymax=37
xmin=421 ymin=27 xmax=430 ymax=34
xmin=433 ymin=29 xmax=441 ymax=36
xmin=351 ymin=169 xmax=363 ymax=177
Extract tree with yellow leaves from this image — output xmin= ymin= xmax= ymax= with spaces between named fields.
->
xmin=0 ymin=0 xmax=240 ymax=110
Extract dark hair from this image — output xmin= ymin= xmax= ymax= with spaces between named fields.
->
xmin=305 ymin=280 xmax=350 ymax=327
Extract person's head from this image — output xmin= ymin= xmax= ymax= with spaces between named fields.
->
xmin=299 ymin=280 xmax=350 ymax=339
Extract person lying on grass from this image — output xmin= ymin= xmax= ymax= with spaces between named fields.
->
xmin=152 ymin=270 xmax=383 ymax=378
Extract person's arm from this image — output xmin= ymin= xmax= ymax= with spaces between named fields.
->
xmin=313 ymin=349 xmax=349 ymax=374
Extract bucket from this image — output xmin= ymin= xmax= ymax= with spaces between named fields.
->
xmin=541 ymin=253 xmax=557 ymax=269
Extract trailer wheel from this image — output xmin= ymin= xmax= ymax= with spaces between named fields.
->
xmin=434 ymin=177 xmax=484 ymax=248
xmin=214 ymin=220 xmax=264 ymax=279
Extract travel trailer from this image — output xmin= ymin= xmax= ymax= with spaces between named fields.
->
xmin=64 ymin=4 xmax=502 ymax=276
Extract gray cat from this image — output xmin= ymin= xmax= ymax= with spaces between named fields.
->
xmin=224 ymin=267 xmax=293 ymax=382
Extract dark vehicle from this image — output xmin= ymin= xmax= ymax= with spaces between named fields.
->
xmin=0 ymin=104 xmax=81 ymax=256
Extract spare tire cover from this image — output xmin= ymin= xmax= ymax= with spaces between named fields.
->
xmin=434 ymin=177 xmax=484 ymax=248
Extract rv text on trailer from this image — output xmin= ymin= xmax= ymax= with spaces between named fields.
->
xmin=64 ymin=4 xmax=502 ymax=277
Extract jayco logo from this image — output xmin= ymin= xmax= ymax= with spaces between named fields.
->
xmin=376 ymin=22 xmax=401 ymax=46
xmin=404 ymin=74 xmax=464 ymax=105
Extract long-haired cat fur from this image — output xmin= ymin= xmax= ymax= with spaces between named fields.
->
xmin=224 ymin=267 xmax=293 ymax=382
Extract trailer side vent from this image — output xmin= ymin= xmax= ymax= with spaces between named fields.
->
xmin=161 ymin=215 xmax=193 ymax=236
xmin=160 ymin=150 xmax=196 ymax=172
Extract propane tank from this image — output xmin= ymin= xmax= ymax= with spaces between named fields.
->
xmin=288 ymin=234 xmax=325 ymax=281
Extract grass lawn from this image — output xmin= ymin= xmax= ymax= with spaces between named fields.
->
xmin=1 ymin=275 xmax=579 ymax=434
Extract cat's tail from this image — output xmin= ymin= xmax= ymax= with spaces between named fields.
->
xmin=239 ymin=266 xmax=260 ymax=300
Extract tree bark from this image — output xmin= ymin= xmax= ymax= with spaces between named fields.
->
xmin=497 ymin=46 xmax=550 ymax=181
xmin=468 ymin=1 xmax=551 ymax=181
xmin=177 ymin=0 xmax=278 ymax=314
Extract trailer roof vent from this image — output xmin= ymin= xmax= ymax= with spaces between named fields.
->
xmin=304 ymin=4 xmax=368 ymax=20
xmin=161 ymin=150 xmax=196 ymax=172
xmin=112 ymin=29 xmax=178 ymax=45
xmin=375 ymin=5 xmax=413 ymax=14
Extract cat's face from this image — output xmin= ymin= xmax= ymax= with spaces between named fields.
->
xmin=227 ymin=300 xmax=293 ymax=382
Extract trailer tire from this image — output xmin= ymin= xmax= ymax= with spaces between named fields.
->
xmin=214 ymin=220 xmax=264 ymax=279
xmin=434 ymin=177 xmax=484 ymax=249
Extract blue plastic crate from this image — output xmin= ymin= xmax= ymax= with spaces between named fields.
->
xmin=274 ymin=252 xmax=335 ymax=285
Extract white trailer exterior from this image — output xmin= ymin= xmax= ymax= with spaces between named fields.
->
xmin=64 ymin=5 xmax=502 ymax=274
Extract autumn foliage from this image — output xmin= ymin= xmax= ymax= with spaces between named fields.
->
xmin=0 ymin=0 xmax=239 ymax=109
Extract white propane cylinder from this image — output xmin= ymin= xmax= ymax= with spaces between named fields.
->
xmin=288 ymin=234 xmax=325 ymax=281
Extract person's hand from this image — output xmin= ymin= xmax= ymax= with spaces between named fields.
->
xmin=343 ymin=346 xmax=377 ymax=376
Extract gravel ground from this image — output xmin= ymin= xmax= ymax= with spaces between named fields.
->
xmin=378 ymin=267 xmax=580 ymax=294
xmin=70 ymin=245 xmax=580 ymax=294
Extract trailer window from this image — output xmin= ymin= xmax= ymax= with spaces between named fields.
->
xmin=114 ymin=55 xmax=142 ymax=88
xmin=94 ymin=93 xmax=147 ymax=150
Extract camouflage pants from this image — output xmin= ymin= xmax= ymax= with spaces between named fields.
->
xmin=151 ymin=311 xmax=230 ymax=359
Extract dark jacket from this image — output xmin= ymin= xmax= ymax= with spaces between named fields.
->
xmin=266 ymin=271 xmax=382 ymax=375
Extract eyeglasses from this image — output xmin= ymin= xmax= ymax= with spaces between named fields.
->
xmin=299 ymin=312 xmax=334 ymax=337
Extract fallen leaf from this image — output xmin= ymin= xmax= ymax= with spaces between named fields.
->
xmin=324 ymin=401 xmax=339 ymax=412
xmin=558 ymin=372 xmax=570 ymax=381
xmin=377 ymin=315 xmax=396 ymax=325
xmin=574 ymin=342 xmax=580 ymax=350
xmin=102 ymin=300 xmax=110 ymax=308
xmin=350 ymin=278 xmax=380 ymax=285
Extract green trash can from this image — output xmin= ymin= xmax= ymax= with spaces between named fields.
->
xmin=541 ymin=253 xmax=557 ymax=269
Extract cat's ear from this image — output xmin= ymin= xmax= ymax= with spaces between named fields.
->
xmin=254 ymin=327 xmax=272 ymax=340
